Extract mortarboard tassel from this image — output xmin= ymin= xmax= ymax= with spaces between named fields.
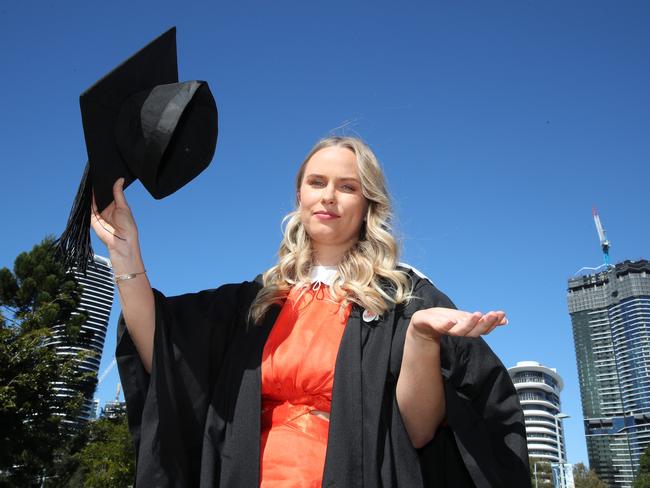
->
xmin=53 ymin=162 xmax=94 ymax=275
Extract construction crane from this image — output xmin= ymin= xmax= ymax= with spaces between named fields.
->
xmin=593 ymin=207 xmax=610 ymax=267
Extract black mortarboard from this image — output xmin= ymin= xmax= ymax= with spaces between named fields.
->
xmin=55 ymin=27 xmax=218 ymax=272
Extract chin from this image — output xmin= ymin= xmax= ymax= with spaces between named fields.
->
xmin=306 ymin=229 xmax=338 ymax=244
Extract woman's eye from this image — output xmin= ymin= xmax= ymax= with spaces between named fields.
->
xmin=341 ymin=184 xmax=357 ymax=192
xmin=310 ymin=180 xmax=325 ymax=187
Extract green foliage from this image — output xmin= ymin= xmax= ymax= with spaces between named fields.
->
xmin=573 ymin=462 xmax=608 ymax=488
xmin=635 ymin=474 xmax=650 ymax=488
xmin=634 ymin=445 xmax=650 ymax=488
xmin=77 ymin=415 xmax=135 ymax=487
xmin=529 ymin=458 xmax=553 ymax=487
xmin=0 ymin=237 xmax=95 ymax=485
xmin=48 ymin=414 xmax=135 ymax=488
xmin=2 ymin=238 xmax=87 ymax=334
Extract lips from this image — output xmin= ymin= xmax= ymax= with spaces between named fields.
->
xmin=314 ymin=210 xmax=340 ymax=219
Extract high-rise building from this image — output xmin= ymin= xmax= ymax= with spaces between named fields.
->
xmin=509 ymin=361 xmax=569 ymax=486
xmin=568 ymin=259 xmax=650 ymax=487
xmin=89 ymin=398 xmax=100 ymax=420
xmin=48 ymin=255 xmax=114 ymax=429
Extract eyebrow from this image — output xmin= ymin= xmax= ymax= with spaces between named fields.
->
xmin=305 ymin=173 xmax=360 ymax=183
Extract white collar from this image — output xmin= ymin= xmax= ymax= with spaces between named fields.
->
xmin=309 ymin=265 xmax=338 ymax=287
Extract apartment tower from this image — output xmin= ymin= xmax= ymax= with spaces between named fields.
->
xmin=48 ymin=255 xmax=114 ymax=429
xmin=568 ymin=259 xmax=650 ymax=487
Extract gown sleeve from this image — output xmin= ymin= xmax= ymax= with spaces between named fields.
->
xmin=405 ymin=278 xmax=530 ymax=488
xmin=115 ymin=282 xmax=257 ymax=487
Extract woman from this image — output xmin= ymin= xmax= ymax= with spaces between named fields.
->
xmin=95 ymin=136 xmax=530 ymax=487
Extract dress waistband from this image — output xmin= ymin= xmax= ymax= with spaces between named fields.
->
xmin=261 ymin=401 xmax=331 ymax=441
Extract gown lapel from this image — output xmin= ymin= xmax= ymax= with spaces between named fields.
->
xmin=322 ymin=305 xmax=397 ymax=487
xmin=322 ymin=304 xmax=363 ymax=487
xmin=218 ymin=304 xmax=280 ymax=487
xmin=360 ymin=306 xmax=397 ymax=487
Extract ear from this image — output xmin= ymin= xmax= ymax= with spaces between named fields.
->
xmin=297 ymin=191 xmax=301 ymax=204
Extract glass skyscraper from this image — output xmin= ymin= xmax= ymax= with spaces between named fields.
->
xmin=568 ymin=259 xmax=650 ymax=487
xmin=48 ymin=255 xmax=114 ymax=429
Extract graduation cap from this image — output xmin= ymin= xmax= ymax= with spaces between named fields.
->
xmin=55 ymin=27 xmax=218 ymax=272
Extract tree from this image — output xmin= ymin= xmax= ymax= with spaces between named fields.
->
xmin=573 ymin=462 xmax=608 ymax=488
xmin=0 ymin=237 xmax=93 ymax=486
xmin=75 ymin=414 xmax=135 ymax=487
xmin=634 ymin=445 xmax=650 ymax=488
xmin=49 ymin=413 xmax=135 ymax=488
xmin=529 ymin=458 xmax=553 ymax=487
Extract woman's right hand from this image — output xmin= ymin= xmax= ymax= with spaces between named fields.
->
xmin=93 ymin=178 xmax=155 ymax=374
xmin=90 ymin=177 xmax=140 ymax=262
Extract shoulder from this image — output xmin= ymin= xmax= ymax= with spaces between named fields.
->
xmin=396 ymin=262 xmax=456 ymax=311
xmin=156 ymin=278 xmax=263 ymax=317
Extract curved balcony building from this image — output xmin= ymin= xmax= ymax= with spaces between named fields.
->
xmin=47 ymin=255 xmax=114 ymax=430
xmin=508 ymin=361 xmax=567 ymax=465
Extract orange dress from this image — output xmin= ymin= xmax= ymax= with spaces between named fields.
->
xmin=260 ymin=284 xmax=351 ymax=488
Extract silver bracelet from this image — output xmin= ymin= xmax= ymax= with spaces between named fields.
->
xmin=114 ymin=270 xmax=147 ymax=284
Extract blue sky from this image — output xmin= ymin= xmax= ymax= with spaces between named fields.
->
xmin=1 ymin=0 xmax=648 ymax=467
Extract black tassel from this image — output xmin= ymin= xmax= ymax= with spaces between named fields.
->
xmin=53 ymin=162 xmax=94 ymax=275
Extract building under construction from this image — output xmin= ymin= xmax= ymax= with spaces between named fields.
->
xmin=568 ymin=211 xmax=650 ymax=486
xmin=568 ymin=209 xmax=650 ymax=487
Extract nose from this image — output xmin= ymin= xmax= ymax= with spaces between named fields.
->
xmin=321 ymin=184 xmax=335 ymax=204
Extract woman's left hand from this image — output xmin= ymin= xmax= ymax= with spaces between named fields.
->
xmin=398 ymin=307 xmax=507 ymax=447
xmin=409 ymin=308 xmax=507 ymax=342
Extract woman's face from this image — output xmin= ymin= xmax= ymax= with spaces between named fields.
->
xmin=298 ymin=146 xmax=369 ymax=258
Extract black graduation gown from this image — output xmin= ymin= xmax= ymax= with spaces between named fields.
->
xmin=116 ymin=268 xmax=530 ymax=487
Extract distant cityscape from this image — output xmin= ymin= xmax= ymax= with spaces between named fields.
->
xmin=510 ymin=211 xmax=650 ymax=488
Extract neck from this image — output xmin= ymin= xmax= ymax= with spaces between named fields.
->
xmin=311 ymin=240 xmax=356 ymax=266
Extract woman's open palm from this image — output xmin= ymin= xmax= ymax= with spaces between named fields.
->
xmin=410 ymin=308 xmax=508 ymax=342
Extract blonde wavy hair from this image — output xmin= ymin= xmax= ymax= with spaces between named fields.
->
xmin=249 ymin=136 xmax=413 ymax=324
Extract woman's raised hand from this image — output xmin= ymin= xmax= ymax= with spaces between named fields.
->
xmin=409 ymin=308 xmax=507 ymax=342
xmin=92 ymin=178 xmax=153 ymax=374
xmin=90 ymin=177 xmax=140 ymax=261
